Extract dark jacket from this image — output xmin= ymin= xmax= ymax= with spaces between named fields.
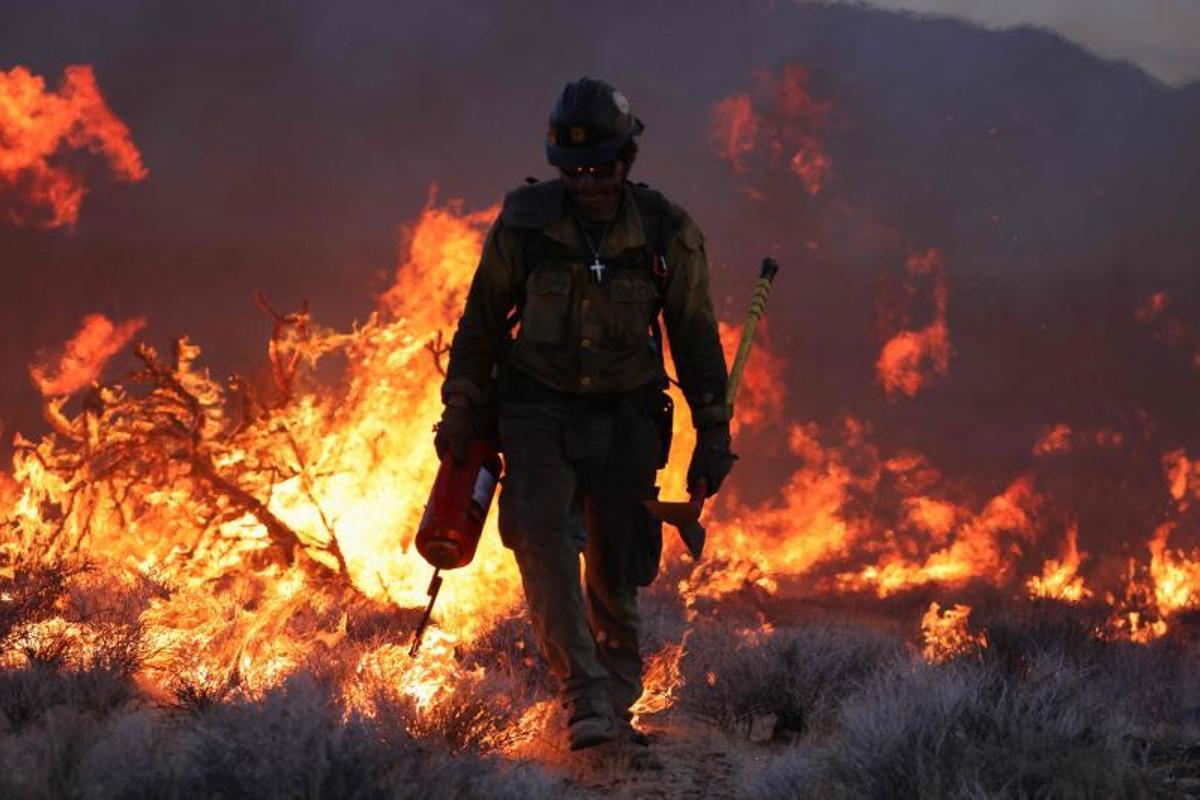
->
xmin=442 ymin=179 xmax=729 ymax=428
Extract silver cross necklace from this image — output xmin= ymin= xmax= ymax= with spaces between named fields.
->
xmin=576 ymin=215 xmax=612 ymax=283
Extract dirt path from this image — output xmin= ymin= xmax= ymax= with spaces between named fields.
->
xmin=532 ymin=715 xmax=746 ymax=800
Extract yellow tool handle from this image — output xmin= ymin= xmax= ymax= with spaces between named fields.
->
xmin=726 ymin=258 xmax=780 ymax=410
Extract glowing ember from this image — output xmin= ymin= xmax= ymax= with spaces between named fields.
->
xmin=921 ymin=601 xmax=986 ymax=663
xmin=1136 ymin=291 xmax=1200 ymax=370
xmin=1163 ymin=449 xmax=1194 ymax=505
xmin=0 ymin=65 xmax=147 ymax=228
xmin=29 ymin=314 xmax=147 ymax=396
xmin=1034 ymin=423 xmax=1073 ymax=456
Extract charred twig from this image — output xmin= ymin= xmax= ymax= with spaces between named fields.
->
xmin=426 ymin=330 xmax=449 ymax=377
xmin=281 ymin=426 xmax=350 ymax=576
xmin=255 ymin=290 xmax=310 ymax=402
xmin=130 ymin=338 xmax=343 ymax=579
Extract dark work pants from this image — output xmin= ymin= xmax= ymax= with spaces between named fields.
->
xmin=498 ymin=393 xmax=662 ymax=721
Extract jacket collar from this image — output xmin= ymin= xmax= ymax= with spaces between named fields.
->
xmin=541 ymin=183 xmax=646 ymax=257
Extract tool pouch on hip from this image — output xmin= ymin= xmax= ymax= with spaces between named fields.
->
xmin=629 ymin=494 xmax=664 ymax=588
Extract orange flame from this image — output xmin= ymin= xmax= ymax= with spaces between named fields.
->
xmin=709 ymin=64 xmax=833 ymax=195
xmin=0 ymin=65 xmax=147 ymax=228
xmin=29 ymin=314 xmax=147 ymax=396
xmin=1148 ymin=524 xmax=1200 ymax=618
xmin=709 ymin=95 xmax=759 ymax=173
xmin=630 ymin=641 xmax=685 ymax=721
xmin=876 ymin=249 xmax=950 ymax=398
xmin=921 ymin=601 xmax=987 ymax=662
xmin=1136 ymin=291 xmax=1200 ymax=370
xmin=1034 ymin=423 xmax=1073 ymax=456
xmin=1027 ymin=523 xmax=1092 ymax=602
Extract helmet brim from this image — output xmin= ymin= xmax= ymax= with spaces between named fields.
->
xmin=545 ymin=135 xmax=629 ymax=169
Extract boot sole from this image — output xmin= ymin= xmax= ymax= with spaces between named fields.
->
xmin=569 ymin=722 xmax=616 ymax=751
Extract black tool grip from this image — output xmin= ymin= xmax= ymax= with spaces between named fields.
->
xmin=760 ymin=257 xmax=780 ymax=282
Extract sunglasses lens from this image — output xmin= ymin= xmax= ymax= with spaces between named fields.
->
xmin=564 ymin=162 xmax=617 ymax=179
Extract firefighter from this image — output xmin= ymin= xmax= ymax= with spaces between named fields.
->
xmin=435 ymin=77 xmax=734 ymax=752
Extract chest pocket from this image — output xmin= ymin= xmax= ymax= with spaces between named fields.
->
xmin=519 ymin=263 xmax=573 ymax=345
xmin=608 ymin=270 xmax=660 ymax=348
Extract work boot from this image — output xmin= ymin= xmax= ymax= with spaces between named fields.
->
xmin=568 ymin=712 xmax=616 ymax=751
xmin=613 ymin=716 xmax=651 ymax=746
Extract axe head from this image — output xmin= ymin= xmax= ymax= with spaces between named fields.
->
xmin=644 ymin=480 xmax=708 ymax=559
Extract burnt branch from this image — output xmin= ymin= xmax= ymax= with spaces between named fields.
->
xmin=426 ymin=330 xmax=449 ymax=377
xmin=255 ymin=290 xmax=311 ymax=402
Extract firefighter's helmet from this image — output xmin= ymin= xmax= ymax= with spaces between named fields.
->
xmin=546 ymin=77 xmax=644 ymax=169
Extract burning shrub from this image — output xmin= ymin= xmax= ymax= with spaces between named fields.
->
xmin=0 ymin=559 xmax=151 ymax=732
xmin=362 ymin=662 xmax=531 ymax=754
xmin=0 ymin=558 xmax=86 ymax=655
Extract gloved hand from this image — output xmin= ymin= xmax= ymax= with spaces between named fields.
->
xmin=433 ymin=396 xmax=475 ymax=462
xmin=687 ymin=423 xmax=737 ymax=497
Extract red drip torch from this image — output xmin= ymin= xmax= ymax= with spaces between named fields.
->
xmin=409 ymin=439 xmax=502 ymax=656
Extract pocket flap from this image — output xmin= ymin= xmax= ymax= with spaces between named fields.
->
xmin=528 ymin=265 xmax=571 ymax=295
xmin=611 ymin=274 xmax=657 ymax=303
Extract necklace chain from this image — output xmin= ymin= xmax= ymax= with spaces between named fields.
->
xmin=573 ymin=214 xmax=609 ymax=261
xmin=575 ymin=213 xmax=612 ymax=282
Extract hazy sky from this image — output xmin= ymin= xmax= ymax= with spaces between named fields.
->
xmin=865 ymin=0 xmax=1200 ymax=84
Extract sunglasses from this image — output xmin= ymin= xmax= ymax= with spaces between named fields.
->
xmin=561 ymin=161 xmax=619 ymax=179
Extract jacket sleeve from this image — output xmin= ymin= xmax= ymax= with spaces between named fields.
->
xmin=661 ymin=211 xmax=730 ymax=428
xmin=441 ymin=221 xmax=520 ymax=405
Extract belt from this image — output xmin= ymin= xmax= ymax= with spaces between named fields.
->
xmin=503 ymin=367 xmax=644 ymax=413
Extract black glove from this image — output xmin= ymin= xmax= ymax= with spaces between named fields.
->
xmin=434 ymin=399 xmax=475 ymax=462
xmin=687 ymin=423 xmax=737 ymax=497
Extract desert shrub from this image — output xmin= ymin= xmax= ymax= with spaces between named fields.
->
xmin=978 ymin=602 xmax=1189 ymax=734
xmin=363 ymin=656 xmax=533 ymax=754
xmin=680 ymin=620 xmax=898 ymax=737
xmin=175 ymin=671 xmax=394 ymax=798
xmin=0 ymin=705 xmax=104 ymax=800
xmin=0 ymin=560 xmax=86 ymax=654
xmin=637 ymin=574 xmax=691 ymax=652
xmin=0 ymin=663 xmax=138 ymax=731
xmin=0 ymin=672 xmax=568 ymax=800
xmin=976 ymin=600 xmax=1110 ymax=674
xmin=747 ymin=653 xmax=1167 ymax=799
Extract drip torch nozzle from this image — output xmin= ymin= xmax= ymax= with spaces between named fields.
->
xmin=409 ymin=567 xmax=443 ymax=658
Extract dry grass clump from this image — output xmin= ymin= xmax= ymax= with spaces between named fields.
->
xmin=679 ymin=619 xmax=899 ymax=738
xmin=0 ymin=670 xmax=568 ymax=800
xmin=185 ymin=674 xmax=564 ymax=799
xmin=743 ymin=604 xmax=1187 ymax=799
